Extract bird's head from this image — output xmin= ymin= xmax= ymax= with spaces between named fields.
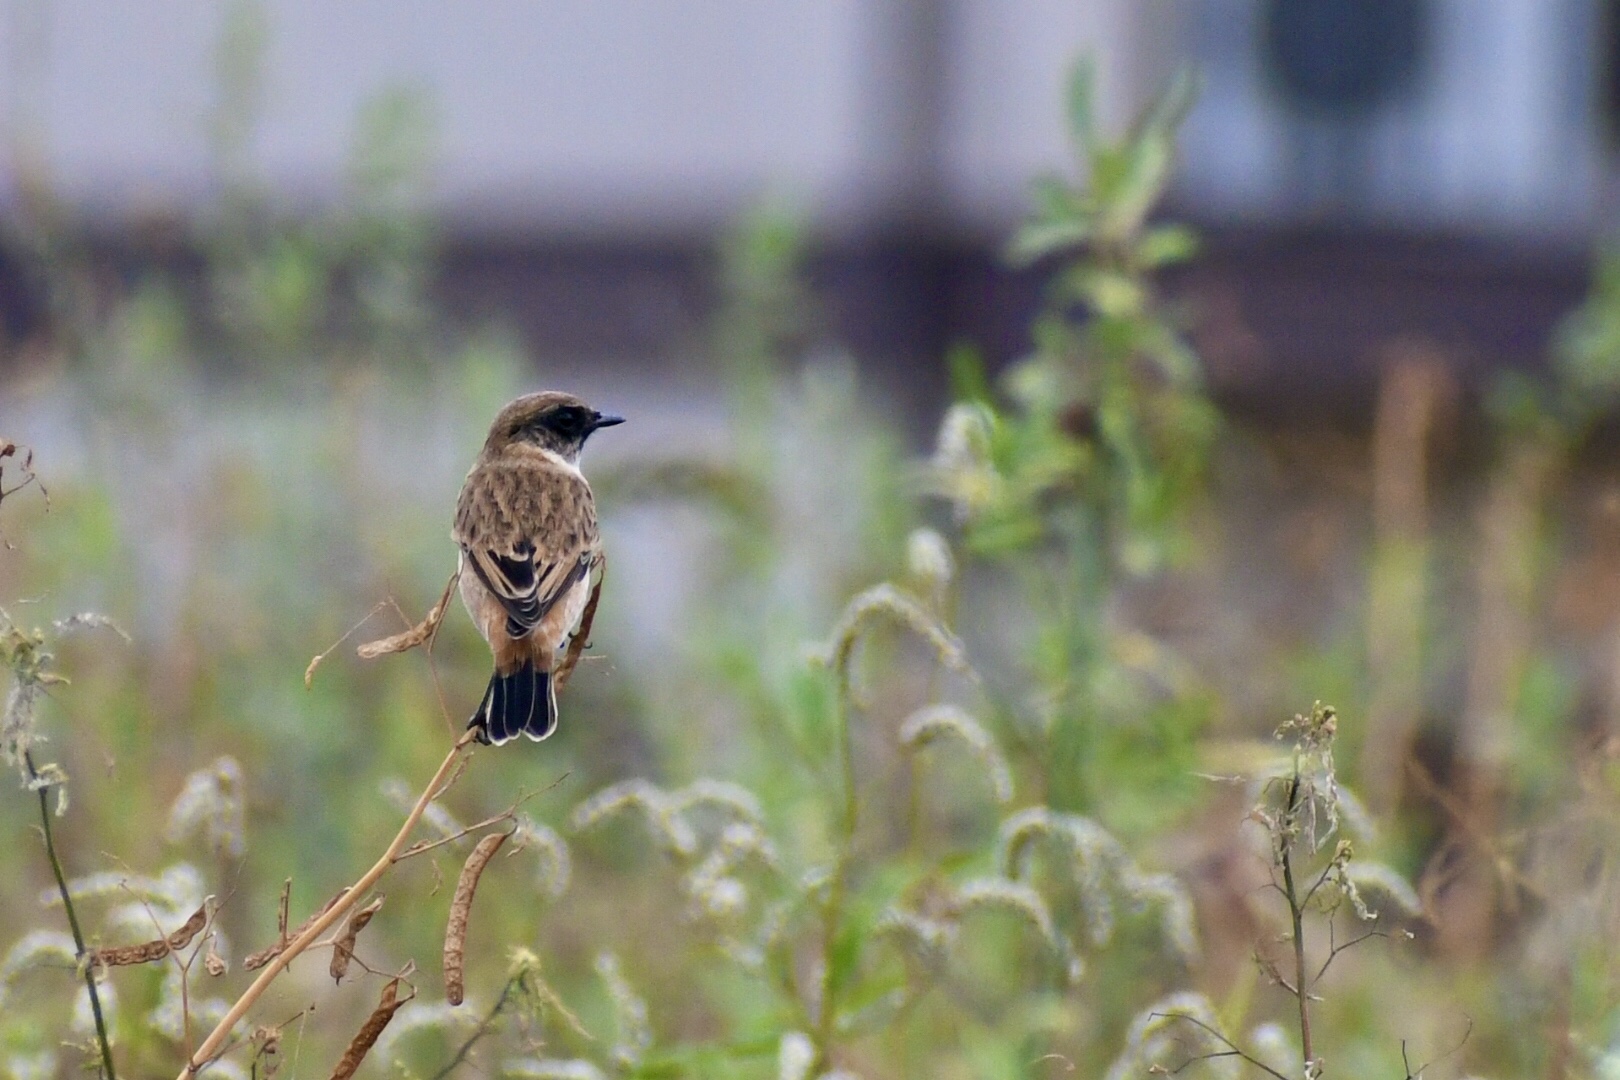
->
xmin=485 ymin=391 xmax=625 ymax=464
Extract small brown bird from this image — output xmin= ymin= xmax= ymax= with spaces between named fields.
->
xmin=454 ymin=391 xmax=623 ymax=744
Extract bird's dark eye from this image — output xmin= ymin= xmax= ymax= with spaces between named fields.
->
xmin=544 ymin=406 xmax=588 ymax=437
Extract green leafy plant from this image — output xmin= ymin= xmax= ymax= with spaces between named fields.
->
xmin=929 ymin=60 xmax=1216 ymax=823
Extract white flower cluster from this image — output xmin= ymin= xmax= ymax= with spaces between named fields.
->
xmin=166 ymin=755 xmax=246 ymax=858
xmin=594 ymin=952 xmax=650 ymax=1071
xmin=511 ymin=815 xmax=573 ymax=900
xmin=898 ymin=703 xmax=1013 ymax=805
xmin=0 ymin=930 xmax=77 ymax=1013
xmin=924 ymin=404 xmax=999 ymax=522
xmin=998 ymin=805 xmax=1200 ymax=962
xmin=573 ymin=777 xmax=780 ymax=939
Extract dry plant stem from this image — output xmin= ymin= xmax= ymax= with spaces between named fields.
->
xmin=552 ymin=560 xmax=605 ymax=691
xmin=429 ymin=973 xmax=520 ymax=1080
xmin=179 ymin=730 xmax=478 ymax=1080
xmin=305 ymin=600 xmax=392 ymax=688
xmin=395 ymin=804 xmax=531 ymax=860
xmin=246 ymin=887 xmax=349 ymax=970
xmin=24 ymin=750 xmax=117 ymax=1080
xmin=1313 ymin=915 xmax=1388 ymax=985
xmin=1153 ymin=1013 xmax=1291 ymax=1080
xmin=1280 ymin=771 xmax=1314 ymax=1071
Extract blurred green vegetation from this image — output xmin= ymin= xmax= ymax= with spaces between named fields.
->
xmin=3 ymin=17 xmax=1620 ymax=1080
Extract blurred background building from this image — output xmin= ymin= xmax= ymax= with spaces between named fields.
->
xmin=0 ymin=0 xmax=1612 ymax=418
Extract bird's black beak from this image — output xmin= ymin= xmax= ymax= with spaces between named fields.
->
xmin=592 ymin=413 xmax=626 ymax=430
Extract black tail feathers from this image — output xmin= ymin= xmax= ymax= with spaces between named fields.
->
xmin=469 ymin=662 xmax=557 ymax=745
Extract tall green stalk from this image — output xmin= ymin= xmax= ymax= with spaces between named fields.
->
xmin=25 ymin=750 xmax=116 ymax=1080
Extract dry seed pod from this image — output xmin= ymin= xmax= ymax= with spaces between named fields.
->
xmin=94 ymin=937 xmax=171 ymax=967
xmin=327 ymin=977 xmax=409 ymax=1080
xmin=330 ymin=896 xmax=385 ymax=983
xmin=168 ymin=901 xmax=210 ymax=948
xmin=355 ymin=573 xmax=457 ymax=661
xmin=444 ymin=831 xmax=509 ymax=1006
xmin=246 ymin=887 xmax=349 ymax=970
xmin=94 ymin=901 xmax=209 ymax=967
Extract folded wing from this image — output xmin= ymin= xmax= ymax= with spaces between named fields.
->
xmin=455 ymin=460 xmax=599 ymax=640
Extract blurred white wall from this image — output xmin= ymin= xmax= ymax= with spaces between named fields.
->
xmin=0 ymin=0 xmax=1608 ymax=241
xmin=0 ymin=0 xmax=1145 ymax=239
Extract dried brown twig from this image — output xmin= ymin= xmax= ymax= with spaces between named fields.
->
xmin=0 ymin=438 xmax=48 ymax=511
xmin=1150 ymin=1012 xmax=1291 ymax=1080
xmin=195 ymin=557 xmax=583 ymax=1076
xmin=178 ymin=729 xmax=479 ymax=1080
xmin=391 ymin=772 xmax=563 ymax=865
xmin=1401 ymin=1018 xmax=1473 ymax=1080
xmin=1276 ymin=771 xmax=1317 ymax=1071
xmin=244 ymin=887 xmax=350 ymax=971
xmin=118 ymin=889 xmax=221 ymax=1062
xmin=304 ymin=601 xmax=394 ymax=688
xmin=276 ymin=880 xmax=291 ymax=945
xmin=552 ymin=559 xmax=605 ymax=691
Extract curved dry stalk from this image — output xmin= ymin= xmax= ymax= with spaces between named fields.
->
xmin=552 ymin=562 xmax=604 ymax=691
xmin=428 ymin=973 xmax=519 ymax=1080
xmin=178 ymin=730 xmax=478 ymax=1080
xmin=1402 ymin=1017 xmax=1473 ymax=1080
xmin=393 ymin=780 xmax=558 ymax=863
xmin=304 ymin=601 xmax=393 ymax=688
xmin=1150 ymin=1012 xmax=1291 ymax=1080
